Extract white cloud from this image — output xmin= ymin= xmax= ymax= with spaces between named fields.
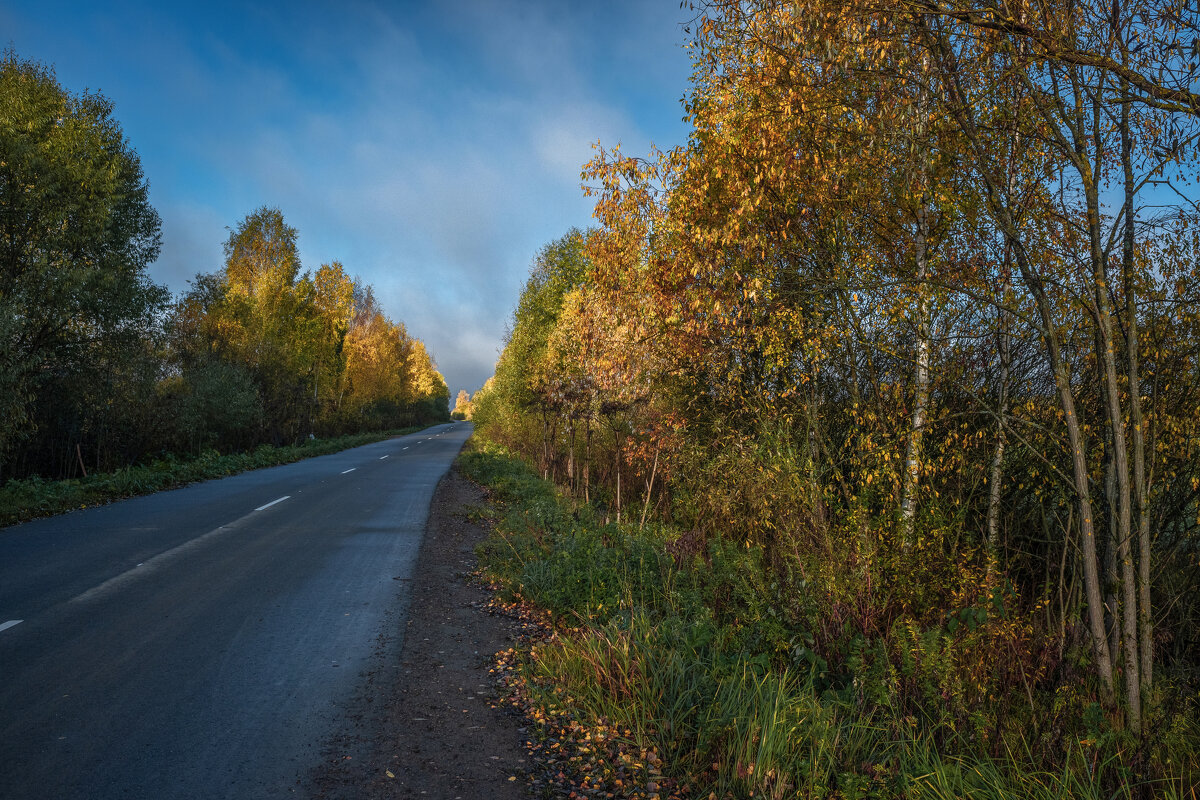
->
xmin=6 ymin=0 xmax=693 ymax=397
xmin=150 ymin=202 xmax=227 ymax=289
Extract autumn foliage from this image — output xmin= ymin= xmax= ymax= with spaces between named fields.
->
xmin=474 ymin=0 xmax=1200 ymax=793
xmin=0 ymin=57 xmax=449 ymax=481
xmin=166 ymin=206 xmax=450 ymax=453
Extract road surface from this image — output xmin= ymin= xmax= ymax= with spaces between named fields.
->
xmin=0 ymin=422 xmax=471 ymax=799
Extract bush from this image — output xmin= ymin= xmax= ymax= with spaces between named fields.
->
xmin=465 ymin=439 xmax=1197 ymax=799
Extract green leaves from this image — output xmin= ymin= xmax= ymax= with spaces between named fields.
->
xmin=946 ymin=594 xmax=1007 ymax=634
xmin=0 ymin=50 xmax=450 ymax=478
xmin=0 ymin=50 xmax=164 ymax=472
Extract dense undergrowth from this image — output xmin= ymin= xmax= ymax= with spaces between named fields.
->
xmin=461 ymin=440 xmax=1200 ymax=800
xmin=0 ymin=427 xmax=425 ymax=527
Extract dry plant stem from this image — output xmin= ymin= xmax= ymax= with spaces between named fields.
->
xmin=640 ymin=447 xmax=659 ymax=530
xmin=584 ymin=421 xmax=592 ymax=504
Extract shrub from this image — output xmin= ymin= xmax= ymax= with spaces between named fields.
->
xmin=466 ymin=440 xmax=1197 ymax=798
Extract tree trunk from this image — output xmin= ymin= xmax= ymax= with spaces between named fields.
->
xmin=1011 ymin=233 xmax=1117 ymax=707
xmin=900 ymin=50 xmax=932 ymax=547
xmin=584 ymin=417 xmax=592 ymax=504
xmin=1097 ymin=319 xmax=1123 ymax=670
xmin=567 ymin=420 xmax=576 ymax=492
xmin=1105 ymin=445 xmax=1123 ymax=670
xmin=1084 ymin=144 xmax=1141 ymax=733
xmin=922 ymin=27 xmax=1116 ymax=706
xmin=986 ymin=249 xmax=1013 ymax=576
xmin=1121 ymin=82 xmax=1153 ymax=695
xmin=900 ymin=199 xmax=930 ymax=545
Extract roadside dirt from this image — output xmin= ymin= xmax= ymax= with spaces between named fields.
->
xmin=308 ymin=465 xmax=530 ymax=799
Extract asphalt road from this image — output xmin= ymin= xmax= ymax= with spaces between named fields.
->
xmin=0 ymin=421 xmax=472 ymax=800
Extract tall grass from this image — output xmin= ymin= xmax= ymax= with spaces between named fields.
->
xmin=461 ymin=439 xmax=1196 ymax=799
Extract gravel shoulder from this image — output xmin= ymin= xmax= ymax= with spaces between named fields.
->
xmin=308 ymin=465 xmax=529 ymax=799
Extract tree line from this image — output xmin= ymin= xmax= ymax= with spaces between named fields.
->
xmin=474 ymin=0 xmax=1200 ymax=778
xmin=1 ymin=52 xmax=449 ymax=483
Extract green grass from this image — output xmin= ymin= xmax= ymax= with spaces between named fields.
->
xmin=459 ymin=438 xmax=1196 ymax=800
xmin=0 ymin=426 xmax=429 ymax=527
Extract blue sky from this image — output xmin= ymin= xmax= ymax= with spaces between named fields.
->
xmin=2 ymin=0 xmax=695 ymax=397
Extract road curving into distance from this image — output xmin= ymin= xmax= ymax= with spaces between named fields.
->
xmin=0 ymin=421 xmax=472 ymax=800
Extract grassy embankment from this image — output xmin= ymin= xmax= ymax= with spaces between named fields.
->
xmin=460 ymin=439 xmax=1198 ymax=800
xmin=0 ymin=427 xmax=429 ymax=527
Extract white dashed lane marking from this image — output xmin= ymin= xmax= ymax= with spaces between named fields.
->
xmin=254 ymin=496 xmax=291 ymax=512
xmin=0 ymin=620 xmax=23 ymax=634
xmin=341 ymin=468 xmax=356 ymax=474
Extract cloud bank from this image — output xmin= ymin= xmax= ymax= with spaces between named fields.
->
xmin=7 ymin=0 xmax=694 ymax=397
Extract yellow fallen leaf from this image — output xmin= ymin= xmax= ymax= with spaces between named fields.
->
xmin=385 ymin=770 xmax=395 ymax=779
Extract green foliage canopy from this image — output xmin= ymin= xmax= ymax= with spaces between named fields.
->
xmin=0 ymin=51 xmax=450 ymax=479
xmin=0 ymin=51 xmax=165 ymax=474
